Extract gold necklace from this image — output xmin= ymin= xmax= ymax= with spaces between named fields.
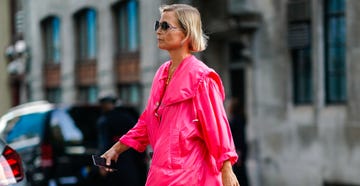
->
xmin=166 ymin=65 xmax=176 ymax=85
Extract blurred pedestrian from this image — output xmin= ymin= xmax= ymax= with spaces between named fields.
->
xmin=96 ymin=95 xmax=147 ymax=186
xmin=228 ymin=98 xmax=249 ymax=186
xmin=101 ymin=4 xmax=239 ymax=186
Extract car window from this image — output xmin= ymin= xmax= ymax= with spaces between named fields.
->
xmin=6 ymin=112 xmax=47 ymax=143
xmin=67 ymin=106 xmax=101 ymax=147
xmin=50 ymin=109 xmax=83 ymax=142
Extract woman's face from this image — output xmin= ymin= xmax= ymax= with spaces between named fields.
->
xmin=156 ymin=11 xmax=186 ymax=51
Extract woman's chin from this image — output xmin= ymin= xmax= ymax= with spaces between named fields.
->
xmin=157 ymin=44 xmax=166 ymax=50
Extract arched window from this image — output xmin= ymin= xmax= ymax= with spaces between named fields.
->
xmin=324 ymin=0 xmax=346 ymax=103
xmin=41 ymin=16 xmax=61 ymax=64
xmin=113 ymin=0 xmax=139 ymax=53
xmin=74 ymin=8 xmax=97 ymax=61
xmin=41 ymin=16 xmax=62 ymax=103
xmin=287 ymin=0 xmax=312 ymax=104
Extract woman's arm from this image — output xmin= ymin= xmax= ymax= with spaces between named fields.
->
xmin=194 ymin=73 xmax=238 ymax=170
xmin=221 ymin=160 xmax=240 ymax=186
xmin=194 ymin=73 xmax=239 ymax=184
xmin=118 ymin=109 xmax=150 ymax=152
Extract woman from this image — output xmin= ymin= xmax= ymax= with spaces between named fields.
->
xmin=101 ymin=4 xmax=239 ymax=186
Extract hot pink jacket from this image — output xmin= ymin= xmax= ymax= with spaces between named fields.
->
xmin=120 ymin=55 xmax=238 ymax=185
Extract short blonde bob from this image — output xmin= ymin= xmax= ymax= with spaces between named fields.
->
xmin=160 ymin=4 xmax=208 ymax=52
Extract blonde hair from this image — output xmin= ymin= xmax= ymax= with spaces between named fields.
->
xmin=160 ymin=4 xmax=208 ymax=52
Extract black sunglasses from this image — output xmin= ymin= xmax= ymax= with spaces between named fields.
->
xmin=154 ymin=21 xmax=179 ymax=31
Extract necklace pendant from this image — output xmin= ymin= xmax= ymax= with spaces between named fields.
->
xmin=166 ymin=76 xmax=170 ymax=85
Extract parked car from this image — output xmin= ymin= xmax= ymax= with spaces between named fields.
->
xmin=0 ymin=137 xmax=26 ymax=185
xmin=0 ymin=100 xmax=143 ymax=186
xmin=0 ymin=101 xmax=103 ymax=186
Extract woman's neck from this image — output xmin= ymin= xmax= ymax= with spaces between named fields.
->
xmin=169 ymin=51 xmax=191 ymax=68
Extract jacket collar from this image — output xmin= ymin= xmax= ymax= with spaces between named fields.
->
xmin=159 ymin=55 xmax=208 ymax=106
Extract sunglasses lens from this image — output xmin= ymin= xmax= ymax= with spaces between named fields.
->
xmin=155 ymin=21 xmax=172 ymax=31
xmin=155 ymin=21 xmax=160 ymax=31
xmin=161 ymin=22 xmax=170 ymax=30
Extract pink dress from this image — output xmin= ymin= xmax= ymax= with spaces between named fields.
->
xmin=120 ymin=55 xmax=238 ymax=186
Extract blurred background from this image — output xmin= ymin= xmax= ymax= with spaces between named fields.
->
xmin=1 ymin=0 xmax=359 ymax=186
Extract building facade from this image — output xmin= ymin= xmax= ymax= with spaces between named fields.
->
xmin=8 ymin=0 xmax=360 ymax=185
xmin=0 ymin=0 xmax=12 ymax=115
xmin=17 ymin=0 xmax=145 ymax=108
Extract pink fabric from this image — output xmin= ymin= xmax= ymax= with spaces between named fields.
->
xmin=120 ymin=55 xmax=238 ymax=186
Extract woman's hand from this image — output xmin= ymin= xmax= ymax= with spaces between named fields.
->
xmin=101 ymin=141 xmax=129 ymax=172
xmin=221 ymin=160 xmax=240 ymax=186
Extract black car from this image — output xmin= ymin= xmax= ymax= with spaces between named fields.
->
xmin=0 ymin=101 xmax=104 ymax=186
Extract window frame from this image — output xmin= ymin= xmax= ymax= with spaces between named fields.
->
xmin=112 ymin=0 xmax=140 ymax=54
xmin=324 ymin=0 xmax=347 ymax=104
xmin=78 ymin=86 xmax=98 ymax=104
xmin=287 ymin=0 xmax=313 ymax=105
xmin=117 ymin=83 xmax=141 ymax=109
xmin=74 ymin=8 xmax=98 ymax=62
xmin=45 ymin=87 xmax=62 ymax=104
xmin=41 ymin=16 xmax=61 ymax=64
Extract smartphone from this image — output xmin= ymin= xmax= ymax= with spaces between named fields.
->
xmin=92 ymin=155 xmax=118 ymax=170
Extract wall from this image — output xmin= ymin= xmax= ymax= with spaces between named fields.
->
xmin=249 ymin=0 xmax=360 ymax=185
xmin=0 ymin=0 xmax=12 ymax=115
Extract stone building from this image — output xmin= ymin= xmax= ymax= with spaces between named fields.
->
xmin=0 ymin=0 xmax=12 ymax=115
xmin=7 ymin=0 xmax=360 ymax=185
xmin=16 ymin=0 xmax=144 ymax=107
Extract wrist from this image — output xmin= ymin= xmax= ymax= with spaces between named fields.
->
xmin=113 ymin=141 xmax=126 ymax=154
xmin=221 ymin=160 xmax=232 ymax=173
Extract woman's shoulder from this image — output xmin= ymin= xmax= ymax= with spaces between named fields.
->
xmin=191 ymin=57 xmax=222 ymax=81
xmin=188 ymin=57 xmax=225 ymax=99
xmin=184 ymin=57 xmax=224 ymax=93
xmin=186 ymin=56 xmax=215 ymax=77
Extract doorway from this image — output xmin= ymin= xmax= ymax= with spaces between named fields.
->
xmin=228 ymin=42 xmax=247 ymax=116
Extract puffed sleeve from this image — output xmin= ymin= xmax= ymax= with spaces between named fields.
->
xmin=119 ymin=109 xmax=150 ymax=152
xmin=194 ymin=72 xmax=238 ymax=171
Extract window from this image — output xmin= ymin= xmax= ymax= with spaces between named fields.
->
xmin=50 ymin=109 xmax=83 ymax=142
xmin=291 ymin=48 xmax=312 ymax=103
xmin=287 ymin=0 xmax=312 ymax=104
xmin=113 ymin=0 xmax=139 ymax=53
xmin=74 ymin=9 xmax=98 ymax=104
xmin=324 ymin=0 xmax=346 ymax=103
xmin=6 ymin=112 xmax=48 ymax=143
xmin=228 ymin=42 xmax=247 ymax=103
xmin=41 ymin=16 xmax=61 ymax=64
xmin=42 ymin=16 xmax=62 ymax=102
xmin=45 ymin=88 xmax=61 ymax=103
xmin=78 ymin=86 xmax=98 ymax=104
xmin=113 ymin=0 xmax=141 ymax=109
xmin=118 ymin=84 xmax=141 ymax=108
xmin=75 ymin=9 xmax=97 ymax=60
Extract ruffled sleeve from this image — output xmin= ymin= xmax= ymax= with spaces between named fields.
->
xmin=119 ymin=109 xmax=150 ymax=152
xmin=194 ymin=71 xmax=238 ymax=171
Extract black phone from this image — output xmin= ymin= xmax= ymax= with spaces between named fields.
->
xmin=92 ymin=155 xmax=118 ymax=170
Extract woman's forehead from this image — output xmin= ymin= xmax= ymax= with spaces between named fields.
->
xmin=160 ymin=11 xmax=177 ymax=22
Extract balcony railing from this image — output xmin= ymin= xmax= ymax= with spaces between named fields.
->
xmin=43 ymin=63 xmax=61 ymax=88
xmin=114 ymin=52 xmax=140 ymax=84
xmin=75 ymin=59 xmax=97 ymax=86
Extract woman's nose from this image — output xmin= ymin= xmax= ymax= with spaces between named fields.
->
xmin=156 ymin=27 xmax=162 ymax=34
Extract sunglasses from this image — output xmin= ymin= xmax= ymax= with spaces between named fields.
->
xmin=154 ymin=21 xmax=179 ymax=31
